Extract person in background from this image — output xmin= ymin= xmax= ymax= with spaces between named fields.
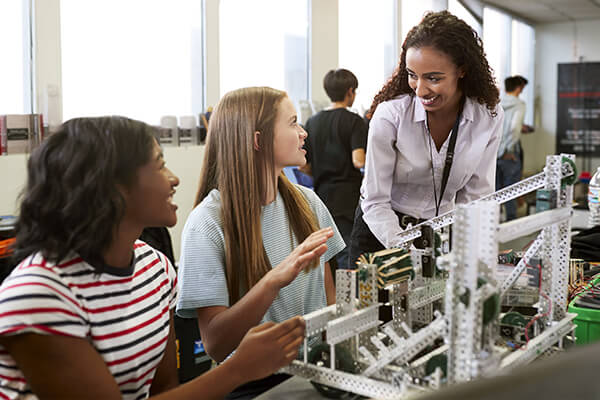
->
xmin=301 ymin=68 xmax=368 ymax=270
xmin=200 ymin=106 xmax=213 ymax=132
xmin=177 ymin=87 xmax=345 ymax=399
xmin=0 ymin=116 xmax=305 ymax=400
xmin=497 ymin=75 xmax=528 ymax=221
xmin=199 ymin=106 xmax=213 ymax=143
xmin=349 ymin=10 xmax=503 ymax=268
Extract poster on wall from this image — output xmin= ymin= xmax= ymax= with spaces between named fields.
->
xmin=556 ymin=62 xmax=600 ymax=156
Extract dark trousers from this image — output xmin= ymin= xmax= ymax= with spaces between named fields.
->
xmin=332 ymin=214 xmax=354 ymax=270
xmin=496 ymin=158 xmax=522 ymax=221
xmin=348 ymin=205 xmax=385 ymax=268
xmin=348 ymin=204 xmax=423 ymax=322
xmin=348 ymin=204 xmax=423 ymax=268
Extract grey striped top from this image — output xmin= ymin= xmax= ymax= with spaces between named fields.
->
xmin=176 ymin=184 xmax=345 ymax=326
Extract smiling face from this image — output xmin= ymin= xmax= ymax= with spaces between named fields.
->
xmin=121 ymin=140 xmax=180 ymax=230
xmin=406 ymin=46 xmax=464 ymax=115
xmin=272 ymin=96 xmax=308 ymax=171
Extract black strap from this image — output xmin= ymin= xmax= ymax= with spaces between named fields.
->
xmin=439 ymin=112 xmax=461 ymax=203
xmin=429 ymin=106 xmax=462 ymax=217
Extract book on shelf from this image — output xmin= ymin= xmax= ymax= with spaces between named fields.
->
xmin=0 ymin=114 xmax=44 ymax=155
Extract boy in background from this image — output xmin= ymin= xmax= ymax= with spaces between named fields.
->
xmin=302 ymin=69 xmax=368 ymax=269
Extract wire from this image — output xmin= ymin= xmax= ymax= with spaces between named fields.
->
xmin=520 ymin=262 xmax=552 ymax=347
xmin=524 ymin=291 xmax=552 ymax=345
xmin=568 ymin=275 xmax=600 ymax=303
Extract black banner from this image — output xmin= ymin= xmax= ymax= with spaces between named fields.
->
xmin=556 ymin=62 xmax=600 ymax=155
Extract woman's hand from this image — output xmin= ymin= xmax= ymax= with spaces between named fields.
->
xmin=268 ymin=227 xmax=333 ymax=289
xmin=228 ymin=316 xmax=306 ymax=382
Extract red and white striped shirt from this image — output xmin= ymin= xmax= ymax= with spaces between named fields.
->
xmin=0 ymin=241 xmax=178 ymax=399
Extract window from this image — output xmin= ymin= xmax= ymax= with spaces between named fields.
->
xmin=511 ymin=20 xmax=535 ymax=126
xmin=483 ymin=7 xmax=512 ymax=88
xmin=60 ymin=0 xmax=203 ymax=125
xmin=339 ymin=0 xmax=397 ymax=115
xmin=484 ymin=7 xmax=535 ymax=125
xmin=448 ymin=0 xmax=482 ymax=37
xmin=0 ymin=0 xmax=32 ymax=114
xmin=401 ymin=0 xmax=444 ymax=41
xmin=219 ymin=0 xmax=309 ymax=107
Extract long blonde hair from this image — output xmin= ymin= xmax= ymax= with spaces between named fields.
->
xmin=195 ymin=87 xmax=320 ymax=304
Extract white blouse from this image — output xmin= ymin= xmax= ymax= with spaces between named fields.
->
xmin=361 ymin=94 xmax=503 ymax=248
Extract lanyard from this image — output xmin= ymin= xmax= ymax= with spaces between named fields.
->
xmin=427 ymin=106 xmax=462 ymax=217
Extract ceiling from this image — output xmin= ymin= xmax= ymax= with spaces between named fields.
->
xmin=481 ymin=0 xmax=600 ymax=24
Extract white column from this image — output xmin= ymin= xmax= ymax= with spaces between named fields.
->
xmin=34 ymin=0 xmax=62 ymax=129
xmin=203 ymin=0 xmax=220 ymax=109
xmin=430 ymin=0 xmax=448 ymax=12
xmin=309 ymin=0 xmax=338 ymax=104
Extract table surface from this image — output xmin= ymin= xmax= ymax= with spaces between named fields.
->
xmin=255 ymin=376 xmax=331 ymax=400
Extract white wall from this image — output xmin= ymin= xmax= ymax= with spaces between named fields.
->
xmin=525 ymin=18 xmax=600 ymax=175
xmin=34 ymin=0 xmax=62 ymax=130
xmin=204 ymin=0 xmax=220 ymax=108
xmin=310 ymin=0 xmax=338 ymax=103
xmin=163 ymin=145 xmax=205 ymax=261
xmin=0 ymin=154 xmax=28 ymax=216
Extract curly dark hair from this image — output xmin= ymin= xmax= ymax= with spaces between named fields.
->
xmin=368 ymin=10 xmax=499 ymax=118
xmin=13 ymin=116 xmax=156 ymax=270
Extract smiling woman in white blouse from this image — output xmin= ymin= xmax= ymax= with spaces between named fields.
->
xmin=348 ymin=11 xmax=504 ymax=270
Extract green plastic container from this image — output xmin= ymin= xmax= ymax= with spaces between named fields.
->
xmin=569 ymin=278 xmax=600 ymax=345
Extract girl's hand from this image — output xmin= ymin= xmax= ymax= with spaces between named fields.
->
xmin=228 ymin=316 xmax=305 ymax=381
xmin=268 ymin=227 xmax=333 ymax=289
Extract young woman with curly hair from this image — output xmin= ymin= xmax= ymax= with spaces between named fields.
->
xmin=349 ymin=10 xmax=504 ymax=267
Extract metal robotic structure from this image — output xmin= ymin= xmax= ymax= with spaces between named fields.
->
xmin=281 ymin=154 xmax=578 ymax=399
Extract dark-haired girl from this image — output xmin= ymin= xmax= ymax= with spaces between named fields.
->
xmin=349 ymin=11 xmax=504 ymax=265
xmin=0 ymin=116 xmax=305 ymax=399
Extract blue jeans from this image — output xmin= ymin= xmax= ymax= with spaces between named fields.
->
xmin=496 ymin=158 xmax=522 ymax=221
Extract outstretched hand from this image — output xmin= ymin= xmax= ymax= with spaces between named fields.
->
xmin=268 ymin=227 xmax=333 ymax=289
xmin=228 ymin=316 xmax=305 ymax=382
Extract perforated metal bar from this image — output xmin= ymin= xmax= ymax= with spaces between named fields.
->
xmin=408 ymin=280 xmax=446 ymax=310
xmin=303 ymin=305 xmax=336 ymax=337
xmin=500 ymin=314 xmax=576 ymax=369
xmin=500 ymin=235 xmax=543 ymax=296
xmin=336 ymin=269 xmax=356 ymax=316
xmin=362 ymin=317 xmax=447 ymax=377
xmin=392 ymin=281 xmax=410 ymax=329
xmin=326 ymin=304 xmax=380 ymax=345
xmin=394 ymin=160 xmax=575 ymax=247
xmin=281 ymin=361 xmax=405 ymax=399
xmin=497 ymin=207 xmax=571 ymax=243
